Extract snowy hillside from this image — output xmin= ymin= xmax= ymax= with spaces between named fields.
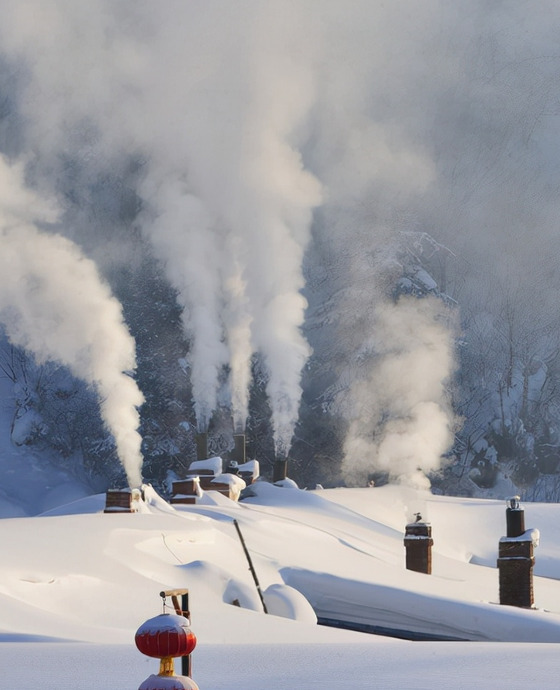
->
xmin=2 ymin=482 xmax=560 ymax=688
xmin=0 ymin=372 xmax=95 ymax=517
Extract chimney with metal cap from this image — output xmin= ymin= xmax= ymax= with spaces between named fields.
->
xmin=404 ymin=513 xmax=433 ymax=574
xmin=498 ymin=496 xmax=537 ymax=608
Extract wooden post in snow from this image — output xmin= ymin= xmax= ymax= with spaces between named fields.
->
xmin=233 ymin=519 xmax=268 ymax=614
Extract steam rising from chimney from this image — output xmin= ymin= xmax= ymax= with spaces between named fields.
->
xmin=0 ymin=155 xmax=144 ymax=488
xmin=131 ymin=4 xmax=323 ymax=451
xmin=0 ymin=2 xmax=322 ymax=451
xmin=340 ymin=297 xmax=456 ymax=489
xmin=3 ymin=1 xmax=527 ymax=482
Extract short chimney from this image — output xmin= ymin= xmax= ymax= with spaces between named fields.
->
xmin=273 ymin=459 xmax=288 ymax=483
xmin=498 ymin=497 xmax=537 ymax=608
xmin=404 ymin=514 xmax=433 ymax=574
xmin=196 ymin=432 xmax=208 ymax=461
xmin=104 ymin=488 xmax=139 ymax=513
xmin=506 ymin=495 xmax=526 ymax=537
xmin=233 ymin=433 xmax=246 ymax=465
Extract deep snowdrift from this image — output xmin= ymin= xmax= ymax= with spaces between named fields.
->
xmin=1 ymin=481 xmax=560 ymax=687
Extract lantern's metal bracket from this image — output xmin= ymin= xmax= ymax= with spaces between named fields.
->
xmin=160 ymin=588 xmax=190 ymax=618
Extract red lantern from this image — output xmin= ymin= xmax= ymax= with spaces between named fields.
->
xmin=135 ymin=614 xmax=197 ymax=659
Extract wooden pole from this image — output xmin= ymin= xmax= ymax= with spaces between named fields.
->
xmin=159 ymin=588 xmax=192 ymax=677
xmin=181 ymin=591 xmax=192 ymax=677
xmin=233 ymin=519 xmax=268 ymax=614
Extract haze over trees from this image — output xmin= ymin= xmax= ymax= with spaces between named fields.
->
xmin=0 ymin=2 xmax=560 ymax=500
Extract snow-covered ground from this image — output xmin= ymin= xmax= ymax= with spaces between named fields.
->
xmin=1 ymin=480 xmax=560 ymax=688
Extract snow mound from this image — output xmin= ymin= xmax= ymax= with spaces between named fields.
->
xmin=263 ymin=583 xmax=317 ymax=623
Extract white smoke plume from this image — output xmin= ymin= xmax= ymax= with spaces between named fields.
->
xmin=131 ymin=3 xmax=323 ymax=450
xmin=0 ymin=1 xmax=323 ymax=451
xmin=3 ymin=1 xmax=558 ymax=484
xmin=138 ymin=180 xmax=228 ymax=433
xmin=340 ymin=297 xmax=456 ymax=489
xmin=0 ymin=155 xmax=144 ymax=488
xmin=0 ymin=1 xmax=463 ymax=478
xmin=221 ymin=249 xmax=253 ymax=434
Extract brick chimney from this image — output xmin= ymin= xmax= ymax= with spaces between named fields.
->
xmin=404 ymin=514 xmax=433 ymax=574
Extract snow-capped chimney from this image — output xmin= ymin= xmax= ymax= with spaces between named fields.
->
xmin=404 ymin=514 xmax=433 ymax=574
xmin=104 ymin=488 xmax=140 ymax=514
xmin=498 ymin=497 xmax=537 ymax=608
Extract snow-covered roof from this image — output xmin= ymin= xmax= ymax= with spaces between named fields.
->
xmin=188 ymin=456 xmax=223 ymax=475
xmin=212 ymin=473 xmax=245 ymax=487
xmin=239 ymin=459 xmax=259 ymax=478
